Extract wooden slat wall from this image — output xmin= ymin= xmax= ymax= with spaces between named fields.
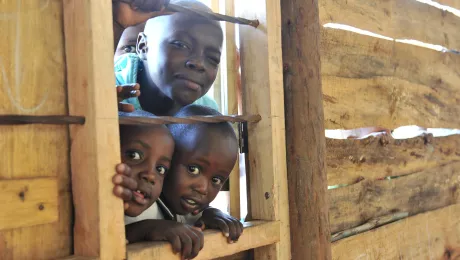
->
xmin=331 ymin=204 xmax=460 ymax=259
xmin=0 ymin=1 xmax=72 ymax=259
xmin=329 ymin=160 xmax=460 ymax=233
xmin=326 ymin=134 xmax=460 ymax=186
xmin=321 ymin=28 xmax=460 ymax=129
xmin=319 ymin=0 xmax=460 ymax=50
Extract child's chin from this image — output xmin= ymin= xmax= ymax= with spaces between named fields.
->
xmin=125 ymin=204 xmax=148 ymax=217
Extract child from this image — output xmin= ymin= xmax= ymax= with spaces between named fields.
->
xmin=115 ymin=0 xmax=222 ymax=115
xmin=113 ymin=105 xmax=243 ymax=259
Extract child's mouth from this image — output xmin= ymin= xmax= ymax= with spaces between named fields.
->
xmin=180 ymin=197 xmax=200 ymax=211
xmin=133 ymin=189 xmax=150 ymax=205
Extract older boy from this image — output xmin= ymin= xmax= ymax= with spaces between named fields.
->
xmin=115 ymin=0 xmax=221 ymax=115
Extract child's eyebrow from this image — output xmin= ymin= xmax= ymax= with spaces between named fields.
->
xmin=159 ymin=156 xmax=172 ymax=163
xmin=132 ymin=140 xmax=150 ymax=149
xmin=195 ymin=157 xmax=210 ymax=167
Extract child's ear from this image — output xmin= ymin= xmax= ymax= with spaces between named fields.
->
xmin=136 ymin=32 xmax=148 ymax=60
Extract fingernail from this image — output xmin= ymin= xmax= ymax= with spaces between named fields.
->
xmin=130 ymin=90 xmax=137 ymax=95
xmin=225 ymin=232 xmax=229 ymax=237
xmin=114 ymin=175 xmax=122 ymax=184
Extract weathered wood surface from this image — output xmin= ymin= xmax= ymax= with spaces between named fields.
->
xmin=127 ymin=221 xmax=279 ymax=260
xmin=326 ymin=134 xmax=460 ymax=186
xmin=64 ymin=0 xmax=126 ymax=258
xmin=321 ymin=29 xmax=460 ymax=129
xmin=236 ymin=0 xmax=292 ymax=259
xmin=436 ymin=0 xmax=460 ymax=10
xmin=319 ymin=0 xmax=460 ymax=50
xmin=281 ymin=0 xmax=332 ymax=259
xmin=0 ymin=1 xmax=72 ymax=259
xmin=0 ymin=178 xmax=58 ymax=230
xmin=329 ymin=161 xmax=460 ymax=234
xmin=331 ymin=204 xmax=460 ymax=259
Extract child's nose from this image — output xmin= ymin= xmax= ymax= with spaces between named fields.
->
xmin=140 ymin=170 xmax=156 ymax=185
xmin=193 ymin=179 xmax=208 ymax=195
xmin=185 ymin=59 xmax=205 ymax=72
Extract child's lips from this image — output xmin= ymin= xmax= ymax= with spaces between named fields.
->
xmin=132 ymin=190 xmax=150 ymax=205
xmin=180 ymin=197 xmax=202 ymax=211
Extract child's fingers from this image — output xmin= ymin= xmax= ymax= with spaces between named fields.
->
xmin=179 ymin=234 xmax=193 ymax=260
xmin=166 ymin=234 xmax=182 ymax=255
xmin=124 ymin=202 xmax=130 ymax=210
xmin=213 ymin=218 xmax=230 ymax=238
xmin=116 ymin=163 xmax=133 ymax=177
xmin=117 ymin=84 xmax=140 ymax=101
xmin=229 ymin=219 xmax=243 ymax=242
xmin=113 ymin=185 xmax=133 ymax=201
xmin=226 ymin=219 xmax=238 ymax=242
xmin=118 ymin=102 xmax=136 ymax=112
xmin=112 ymin=173 xmax=138 ymax=190
xmin=188 ymin=229 xmax=203 ymax=259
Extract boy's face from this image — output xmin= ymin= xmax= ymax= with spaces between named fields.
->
xmin=141 ymin=14 xmax=223 ymax=106
xmin=162 ymin=127 xmax=238 ymax=215
xmin=120 ymin=125 xmax=175 ymax=217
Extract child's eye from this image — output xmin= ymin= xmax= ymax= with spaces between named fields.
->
xmin=212 ymin=177 xmax=223 ymax=185
xmin=122 ymin=45 xmax=136 ymax=53
xmin=208 ymin=56 xmax=220 ymax=65
xmin=171 ymin=41 xmax=189 ymax=49
xmin=187 ymin=165 xmax=201 ymax=175
xmin=126 ymin=150 xmax=143 ymax=160
xmin=156 ymin=166 xmax=168 ymax=175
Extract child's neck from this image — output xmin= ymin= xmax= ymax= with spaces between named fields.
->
xmin=137 ymin=70 xmax=180 ymax=116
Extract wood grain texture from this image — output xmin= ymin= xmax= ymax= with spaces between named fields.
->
xmin=321 ymin=28 xmax=460 ymax=129
xmin=0 ymin=0 xmax=72 ymax=259
xmin=329 ymin=161 xmax=460 ymax=234
xmin=0 ymin=178 xmax=58 ymax=230
xmin=127 ymin=221 xmax=279 ymax=260
xmin=436 ymin=0 xmax=460 ymax=10
xmin=326 ymin=134 xmax=460 ymax=186
xmin=319 ymin=0 xmax=460 ymax=50
xmin=281 ymin=0 xmax=332 ymax=259
xmin=236 ymin=0 xmax=291 ymax=259
xmin=223 ymin=0 xmax=241 ymax=220
xmin=63 ymin=0 xmax=125 ymax=258
xmin=331 ymin=204 xmax=460 ymax=259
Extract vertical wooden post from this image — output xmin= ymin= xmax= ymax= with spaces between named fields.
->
xmin=281 ymin=0 xmax=332 ymax=259
xmin=236 ymin=0 xmax=291 ymax=259
xmin=64 ymin=0 xmax=126 ymax=258
xmin=210 ymin=0 xmax=222 ymax=112
xmin=223 ymin=0 xmax=241 ymax=220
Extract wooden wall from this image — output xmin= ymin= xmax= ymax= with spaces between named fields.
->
xmin=319 ymin=0 xmax=460 ymax=258
xmin=0 ymin=1 xmax=72 ymax=259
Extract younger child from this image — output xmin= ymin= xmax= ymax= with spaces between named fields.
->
xmin=113 ymin=105 xmax=243 ymax=259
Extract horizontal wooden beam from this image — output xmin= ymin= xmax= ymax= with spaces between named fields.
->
xmin=332 ymin=204 xmax=460 ymax=259
xmin=0 ymin=178 xmax=58 ymax=230
xmin=0 ymin=115 xmax=85 ymax=125
xmin=127 ymin=221 xmax=280 ymax=260
xmin=118 ymin=114 xmax=261 ymax=125
xmin=319 ymin=0 xmax=460 ymax=50
xmin=59 ymin=256 xmax=99 ymax=260
xmin=329 ymin=161 xmax=460 ymax=234
xmin=321 ymin=28 xmax=460 ymax=129
xmin=326 ymin=134 xmax=460 ymax=186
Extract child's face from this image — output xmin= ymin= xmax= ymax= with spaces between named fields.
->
xmin=120 ymin=125 xmax=174 ymax=217
xmin=141 ymin=14 xmax=223 ymax=106
xmin=115 ymin=23 xmax=144 ymax=58
xmin=162 ymin=127 xmax=238 ymax=215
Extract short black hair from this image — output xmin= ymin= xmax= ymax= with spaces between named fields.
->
xmin=170 ymin=0 xmax=213 ymax=12
xmin=118 ymin=110 xmax=169 ymax=138
xmin=168 ymin=105 xmax=237 ymax=143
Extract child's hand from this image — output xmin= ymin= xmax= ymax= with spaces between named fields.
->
xmin=195 ymin=208 xmax=243 ymax=243
xmin=139 ymin=220 xmax=204 ymax=260
xmin=117 ymin=83 xmax=140 ymax=112
xmin=113 ymin=0 xmax=173 ymax=28
xmin=112 ymin=163 xmax=139 ymax=210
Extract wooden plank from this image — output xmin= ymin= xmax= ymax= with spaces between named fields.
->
xmin=63 ymin=0 xmax=126 ymax=258
xmin=281 ymin=0 xmax=332 ymax=260
xmin=127 ymin=221 xmax=280 ymax=260
xmin=329 ymin=161 xmax=460 ymax=234
xmin=214 ymin=251 xmax=249 ymax=260
xmin=235 ymin=0 xmax=291 ymax=259
xmin=0 ymin=0 xmax=72 ymax=259
xmin=326 ymin=134 xmax=460 ymax=186
xmin=223 ymin=0 xmax=241 ymax=220
xmin=331 ymin=204 xmax=460 ymax=259
xmin=319 ymin=0 xmax=460 ymax=50
xmin=59 ymin=256 xmax=99 ymax=260
xmin=436 ymin=0 xmax=460 ymax=10
xmin=0 ymin=178 xmax=58 ymax=230
xmin=321 ymin=28 xmax=460 ymax=129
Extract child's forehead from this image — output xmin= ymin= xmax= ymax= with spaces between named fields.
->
xmin=146 ymin=13 xmax=222 ymax=38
